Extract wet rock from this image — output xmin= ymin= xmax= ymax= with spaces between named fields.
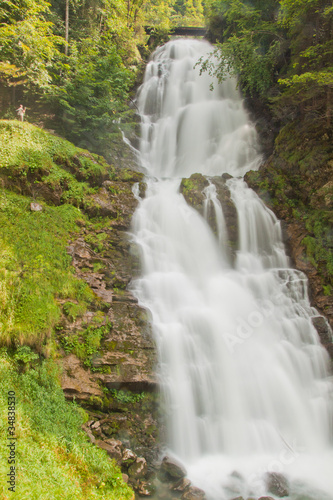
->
xmin=93 ymin=301 xmax=157 ymax=391
xmin=181 ymin=485 xmax=206 ymax=499
xmin=180 ymin=173 xmax=209 ymax=215
xmin=122 ymin=448 xmax=137 ymax=465
xmin=258 ymin=497 xmax=275 ymax=500
xmin=311 ymin=316 xmax=332 ymax=344
xmin=211 ymin=176 xmax=238 ymax=256
xmin=128 ymin=457 xmax=148 ymax=479
xmin=160 ymin=456 xmax=187 ymax=481
xmin=230 ymin=497 xmax=244 ymax=500
xmin=171 ymin=477 xmax=191 ymax=492
xmin=122 ymin=473 xmax=129 ymax=483
xmin=30 ymin=202 xmax=43 ymax=211
xmin=265 ymin=472 xmax=289 ymax=497
xmin=136 ymin=480 xmax=155 ymax=496
xmin=91 ymin=420 xmax=101 ymax=429
xmin=86 ymin=188 xmax=118 ymax=218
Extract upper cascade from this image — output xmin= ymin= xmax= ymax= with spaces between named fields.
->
xmin=137 ymin=39 xmax=261 ymax=178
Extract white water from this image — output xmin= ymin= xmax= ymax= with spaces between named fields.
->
xmin=130 ymin=39 xmax=333 ymax=499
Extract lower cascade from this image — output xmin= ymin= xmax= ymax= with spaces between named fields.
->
xmin=130 ymin=39 xmax=333 ymax=500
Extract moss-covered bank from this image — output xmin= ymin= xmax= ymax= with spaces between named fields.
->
xmin=0 ymin=120 xmax=157 ymax=499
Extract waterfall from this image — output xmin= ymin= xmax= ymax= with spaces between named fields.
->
xmin=130 ymin=39 xmax=333 ymax=500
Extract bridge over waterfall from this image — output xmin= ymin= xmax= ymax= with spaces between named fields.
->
xmin=145 ymin=26 xmax=207 ymax=37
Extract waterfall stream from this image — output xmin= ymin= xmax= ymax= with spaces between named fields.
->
xmin=130 ymin=39 xmax=333 ymax=500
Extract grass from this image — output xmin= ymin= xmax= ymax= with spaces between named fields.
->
xmin=0 ymin=189 xmax=95 ymax=349
xmin=0 ymin=121 xmax=115 ymax=207
xmin=0 ymin=352 xmax=133 ymax=500
xmin=0 ymin=121 xmax=111 ymax=185
xmin=0 ymin=120 xmax=134 ymax=499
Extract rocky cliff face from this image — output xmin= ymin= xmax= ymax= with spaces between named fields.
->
xmin=54 ymin=167 xmax=163 ymax=486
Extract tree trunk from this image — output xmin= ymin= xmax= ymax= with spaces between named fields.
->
xmin=326 ymin=86 xmax=331 ymax=129
xmin=65 ymin=0 xmax=69 ymax=56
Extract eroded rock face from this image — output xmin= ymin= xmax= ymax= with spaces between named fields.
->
xmin=211 ymin=176 xmax=238 ymax=257
xmin=180 ymin=174 xmax=209 ymax=216
xmin=93 ymin=301 xmax=157 ymax=391
xmin=57 ymin=164 xmax=160 ymax=472
xmin=61 ymin=354 xmax=103 ymax=401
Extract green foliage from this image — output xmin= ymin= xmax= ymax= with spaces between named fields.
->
xmin=0 ymin=353 xmax=133 ymax=499
xmin=0 ymin=0 xmax=62 ymax=88
xmin=60 ymin=323 xmax=111 ymax=366
xmin=47 ymin=36 xmax=135 ymax=161
xmin=0 ymin=121 xmax=110 ymax=187
xmin=14 ymin=345 xmax=39 ymax=369
xmin=203 ymin=0 xmax=333 ymax=128
xmin=0 ymin=0 xmax=206 ymax=160
xmin=303 ymin=211 xmax=333 ymax=280
xmin=201 ymin=0 xmax=285 ymax=96
xmin=110 ymin=389 xmax=145 ymax=404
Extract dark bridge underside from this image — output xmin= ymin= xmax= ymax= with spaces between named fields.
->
xmin=145 ymin=26 xmax=207 ymax=37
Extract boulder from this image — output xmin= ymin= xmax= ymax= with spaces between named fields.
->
xmin=181 ymin=486 xmax=206 ymax=499
xmin=311 ymin=316 xmax=332 ymax=344
xmin=265 ymin=472 xmax=289 ymax=497
xmin=128 ymin=457 xmax=148 ymax=479
xmin=122 ymin=448 xmax=137 ymax=465
xmin=136 ymin=480 xmax=155 ymax=496
xmin=171 ymin=478 xmax=191 ymax=492
xmin=160 ymin=456 xmax=187 ymax=481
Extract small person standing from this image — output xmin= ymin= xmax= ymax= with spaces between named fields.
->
xmin=16 ymin=104 xmax=26 ymax=121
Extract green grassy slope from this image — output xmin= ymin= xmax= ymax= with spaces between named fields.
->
xmin=0 ymin=120 xmax=133 ymax=500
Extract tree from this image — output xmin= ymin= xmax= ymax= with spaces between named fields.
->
xmin=0 ymin=0 xmax=62 ymax=90
xmin=201 ymin=0 xmax=286 ymax=97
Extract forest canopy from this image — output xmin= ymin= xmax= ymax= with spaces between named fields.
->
xmin=0 ymin=0 xmax=205 ymax=159
xmin=202 ymin=0 xmax=332 ymax=130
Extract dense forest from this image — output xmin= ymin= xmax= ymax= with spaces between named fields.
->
xmin=0 ymin=0 xmax=205 ymax=160
xmin=0 ymin=0 xmax=332 ymax=498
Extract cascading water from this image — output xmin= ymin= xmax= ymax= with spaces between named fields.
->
xmin=130 ymin=39 xmax=333 ymax=499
